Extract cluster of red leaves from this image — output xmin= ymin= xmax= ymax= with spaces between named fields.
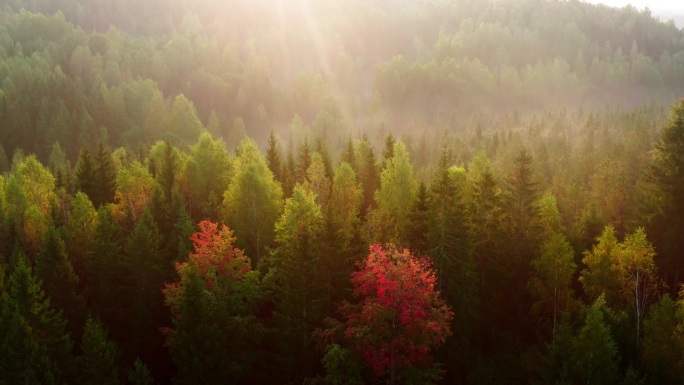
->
xmin=164 ymin=220 xmax=251 ymax=316
xmin=340 ymin=243 xmax=453 ymax=376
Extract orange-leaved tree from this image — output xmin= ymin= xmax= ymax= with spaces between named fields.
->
xmin=163 ymin=220 xmax=262 ymax=384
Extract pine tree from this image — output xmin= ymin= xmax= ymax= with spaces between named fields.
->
xmin=296 ymin=138 xmax=312 ymax=184
xmin=266 ymin=131 xmax=282 ymax=183
xmin=163 ymin=221 xmax=262 ymax=384
xmin=76 ymin=147 xmax=97 ymax=203
xmin=127 ymin=359 xmax=154 ymax=385
xmin=340 ymin=135 xmax=358 ymax=173
xmin=0 ymin=253 xmax=73 ymax=384
xmin=357 ymin=134 xmax=380 ymax=219
xmin=643 ymin=99 xmax=684 ymax=288
xmin=267 ymin=185 xmax=328 ymax=381
xmin=75 ymin=318 xmax=121 ymax=385
xmin=86 ymin=206 xmax=124 ymax=325
xmin=93 ymin=143 xmax=117 ymax=207
xmin=35 ymin=223 xmax=85 ymax=335
xmin=120 ymin=210 xmax=167 ymax=357
xmin=381 ymin=131 xmax=395 ymax=167
xmin=506 ymin=147 xmax=540 ymax=266
xmin=222 ymin=138 xmax=283 ymax=263
xmin=372 ymin=141 xmax=417 ymax=245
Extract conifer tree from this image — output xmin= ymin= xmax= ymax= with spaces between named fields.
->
xmin=163 ymin=221 xmax=262 ymax=384
xmin=222 ymin=138 xmax=283 ymax=263
xmin=266 ymin=130 xmax=282 ymax=183
xmin=75 ymin=318 xmax=121 ymax=385
xmin=36 ymin=223 xmax=85 ymax=334
xmin=267 ymin=185 xmax=328 ymax=381
xmin=0 ymin=253 xmax=73 ymax=384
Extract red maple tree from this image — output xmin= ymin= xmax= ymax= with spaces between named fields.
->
xmin=339 ymin=243 xmax=453 ymax=381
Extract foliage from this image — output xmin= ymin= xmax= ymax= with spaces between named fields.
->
xmin=163 ymin=220 xmax=262 ymax=384
xmin=336 ymin=244 xmax=453 ymax=384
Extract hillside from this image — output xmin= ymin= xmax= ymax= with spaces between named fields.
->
xmin=2 ymin=1 xmax=684 ymax=384
xmin=1 ymin=0 xmax=683 ymax=161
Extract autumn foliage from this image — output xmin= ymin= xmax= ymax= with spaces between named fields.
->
xmin=338 ymin=243 xmax=453 ymax=380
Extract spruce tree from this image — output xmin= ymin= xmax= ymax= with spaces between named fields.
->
xmin=0 ymin=253 xmax=73 ymax=384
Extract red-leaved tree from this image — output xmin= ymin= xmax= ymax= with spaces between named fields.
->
xmin=336 ymin=243 xmax=453 ymax=383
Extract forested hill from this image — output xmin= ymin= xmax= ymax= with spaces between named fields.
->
xmin=5 ymin=1 xmax=684 ymax=385
xmin=1 ymin=0 xmax=684 ymax=163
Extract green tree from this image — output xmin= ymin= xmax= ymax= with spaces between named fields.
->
xmin=0 ymin=253 xmax=73 ymax=384
xmin=580 ymin=226 xmax=621 ymax=304
xmin=528 ymin=233 xmax=577 ymax=346
xmin=266 ymin=130 xmax=282 ymax=183
xmin=372 ymin=141 xmax=417 ymax=245
xmin=222 ymin=138 xmax=283 ymax=263
xmin=93 ymin=143 xmax=117 ymax=207
xmin=120 ymin=210 xmax=168 ymax=357
xmin=65 ymin=192 xmax=98 ymax=280
xmin=163 ymin=221 xmax=262 ymax=384
xmin=127 ymin=359 xmax=153 ymax=385
xmin=180 ymin=132 xmax=232 ymax=221
xmin=357 ymin=136 xmax=380 ymax=219
xmin=75 ymin=318 xmax=121 ymax=385
xmin=296 ymin=138 xmax=312 ymax=184
xmin=86 ymin=206 xmax=124 ymax=325
xmin=641 ymin=294 xmax=683 ymax=383
xmin=571 ymin=296 xmax=618 ymax=385
xmin=506 ymin=147 xmax=540 ymax=264
xmin=617 ymin=228 xmax=659 ymax=345
xmin=267 ymin=185 xmax=328 ymax=381
xmin=76 ymin=147 xmax=97 ymax=202
xmin=170 ymin=94 xmax=204 ymax=144
xmin=35 ymin=223 xmax=85 ymax=334
xmin=643 ymin=99 xmax=684 ymax=287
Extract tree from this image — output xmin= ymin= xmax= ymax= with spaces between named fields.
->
xmin=170 ymin=94 xmax=204 ymax=144
xmin=86 ymin=206 xmax=124 ymax=325
xmin=506 ymin=147 xmax=540 ymax=264
xmin=35 ymin=223 xmax=84 ymax=334
xmin=179 ymin=132 xmax=232 ymax=221
xmin=163 ymin=220 xmax=262 ymax=384
xmin=93 ymin=143 xmax=117 ymax=207
xmin=76 ymin=147 xmax=97 ymax=201
xmin=407 ymin=182 xmax=429 ymax=253
xmin=334 ymin=244 xmax=453 ymax=384
xmin=296 ymin=138 xmax=312 ymax=184
xmin=222 ymin=138 xmax=283 ymax=263
xmin=127 ymin=359 xmax=153 ymax=385
xmin=381 ymin=132 xmax=395 ymax=167
xmin=266 ymin=130 xmax=282 ymax=183
xmin=120 ymin=210 xmax=167 ymax=357
xmin=643 ymin=99 xmax=684 ymax=288
xmin=357 ymin=135 xmax=380 ymax=219
xmin=580 ymin=226 xmax=621 ymax=304
xmin=372 ymin=141 xmax=417 ymax=245
xmin=114 ymin=161 xmax=156 ymax=221
xmin=0 ymin=253 xmax=73 ymax=384
xmin=528 ymin=233 xmax=577 ymax=346
xmin=65 ymin=192 xmax=98 ymax=280
xmin=641 ymin=294 xmax=683 ymax=383
xmin=267 ymin=185 xmax=328 ymax=381
xmin=617 ymin=227 xmax=659 ymax=345
xmin=75 ymin=318 xmax=121 ymax=385
xmin=570 ymin=295 xmax=618 ymax=385
xmin=305 ymin=152 xmax=332 ymax=210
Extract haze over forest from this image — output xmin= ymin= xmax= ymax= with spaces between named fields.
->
xmin=2 ymin=0 xmax=684 ymax=384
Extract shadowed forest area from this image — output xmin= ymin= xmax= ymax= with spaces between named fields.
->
xmin=2 ymin=0 xmax=684 ymax=384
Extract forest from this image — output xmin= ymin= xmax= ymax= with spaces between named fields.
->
xmin=2 ymin=0 xmax=684 ymax=384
